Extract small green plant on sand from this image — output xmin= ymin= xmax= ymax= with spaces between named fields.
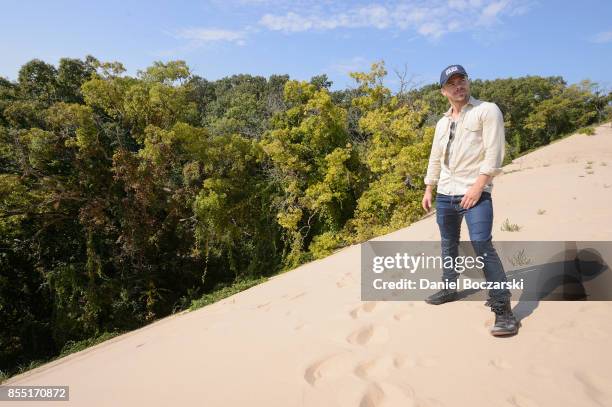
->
xmin=501 ymin=218 xmax=521 ymax=232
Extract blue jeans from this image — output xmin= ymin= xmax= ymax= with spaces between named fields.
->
xmin=435 ymin=192 xmax=511 ymax=302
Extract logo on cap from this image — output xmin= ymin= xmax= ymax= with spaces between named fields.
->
xmin=445 ymin=66 xmax=459 ymax=75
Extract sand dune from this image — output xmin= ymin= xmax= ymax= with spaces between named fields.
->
xmin=5 ymin=124 xmax=612 ymax=407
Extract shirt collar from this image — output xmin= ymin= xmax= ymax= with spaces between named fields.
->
xmin=443 ymin=96 xmax=479 ymax=117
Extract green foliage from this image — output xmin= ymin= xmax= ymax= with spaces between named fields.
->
xmin=308 ymin=231 xmax=347 ymax=258
xmin=58 ymin=331 xmax=123 ymax=357
xmin=189 ymin=276 xmax=268 ymax=311
xmin=577 ymin=126 xmax=595 ymax=135
xmin=523 ymin=81 xmax=597 ymax=146
xmin=139 ymin=60 xmax=190 ymax=85
xmin=56 ymin=57 xmax=97 ymax=103
xmin=198 ymin=74 xmax=289 ymax=139
xmin=261 ymin=79 xmax=356 ymax=267
xmin=17 ymin=59 xmax=58 ymax=105
xmin=343 ymin=62 xmax=432 ymax=242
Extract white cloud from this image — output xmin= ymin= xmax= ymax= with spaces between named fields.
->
xmin=174 ymin=28 xmax=247 ymax=45
xmin=259 ymin=12 xmax=315 ymax=32
xmin=257 ymin=0 xmax=530 ymax=39
xmin=478 ymin=0 xmax=510 ymax=25
xmin=259 ymin=5 xmax=395 ymax=33
xmin=165 ymin=0 xmax=532 ymax=55
xmin=356 ymin=5 xmax=391 ymax=29
xmin=156 ymin=27 xmax=248 ymax=57
xmin=591 ymin=31 xmax=612 ymax=44
xmin=417 ymin=22 xmax=446 ymax=38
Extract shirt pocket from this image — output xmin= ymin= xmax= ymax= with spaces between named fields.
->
xmin=463 ymin=117 xmax=483 ymax=146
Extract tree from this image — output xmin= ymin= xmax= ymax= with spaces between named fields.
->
xmin=17 ymin=59 xmax=59 ymax=105
xmin=344 ymin=61 xmax=432 ymax=241
xmin=261 ymin=80 xmax=357 ymax=266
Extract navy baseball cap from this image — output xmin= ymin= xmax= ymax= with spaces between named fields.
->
xmin=439 ymin=64 xmax=468 ymax=87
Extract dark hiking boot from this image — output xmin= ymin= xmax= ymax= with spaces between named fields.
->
xmin=425 ymin=289 xmax=457 ymax=305
xmin=489 ymin=300 xmax=520 ymax=336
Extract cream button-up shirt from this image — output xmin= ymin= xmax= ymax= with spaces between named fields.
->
xmin=424 ymin=96 xmax=505 ymax=195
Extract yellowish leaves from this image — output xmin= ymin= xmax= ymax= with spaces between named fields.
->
xmin=308 ymin=231 xmax=345 ymax=259
xmin=350 ymin=61 xmax=391 ymax=112
xmin=81 ymin=76 xmax=134 ymax=119
xmin=277 ymin=206 xmax=303 ymax=230
xmin=139 ymin=60 xmax=190 ymax=85
xmin=283 ymin=80 xmax=317 ymax=105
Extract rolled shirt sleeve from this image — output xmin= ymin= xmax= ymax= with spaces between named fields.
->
xmin=479 ymin=103 xmax=505 ymax=177
xmin=424 ymin=122 xmax=444 ymax=185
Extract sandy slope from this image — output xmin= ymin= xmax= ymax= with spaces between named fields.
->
xmin=5 ymin=124 xmax=612 ymax=407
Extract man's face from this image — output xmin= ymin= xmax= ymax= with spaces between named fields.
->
xmin=441 ymin=74 xmax=470 ymax=103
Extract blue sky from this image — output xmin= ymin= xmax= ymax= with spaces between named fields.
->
xmin=2 ymin=0 xmax=611 ymax=91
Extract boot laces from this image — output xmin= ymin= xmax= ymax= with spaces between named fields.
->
xmin=488 ymin=300 xmax=510 ymax=315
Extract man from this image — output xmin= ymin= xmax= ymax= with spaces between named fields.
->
xmin=421 ymin=64 xmax=520 ymax=336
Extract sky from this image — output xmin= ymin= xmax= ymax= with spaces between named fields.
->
xmin=2 ymin=0 xmax=612 ymax=91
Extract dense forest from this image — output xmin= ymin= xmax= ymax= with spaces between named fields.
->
xmin=1 ymin=56 xmax=610 ymax=377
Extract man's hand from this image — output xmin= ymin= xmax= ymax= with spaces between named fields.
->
xmin=422 ymin=186 xmax=434 ymax=212
xmin=459 ymin=184 xmax=483 ymax=209
xmin=460 ymin=173 xmax=492 ymax=209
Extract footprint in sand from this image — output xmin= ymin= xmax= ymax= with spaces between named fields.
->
xmin=337 ymin=272 xmax=356 ymax=288
xmin=354 ymin=355 xmax=397 ymax=380
xmin=289 ymin=292 xmax=306 ymax=300
xmin=358 ymin=382 xmax=418 ymax=407
xmin=255 ymin=301 xmax=271 ymax=311
xmin=294 ymin=322 xmax=309 ymax=331
xmin=393 ymin=354 xmax=411 ymax=369
xmin=489 ymin=358 xmax=512 ymax=369
xmin=347 ymin=324 xmax=389 ymax=346
xmin=393 ymin=355 xmax=437 ymax=369
xmin=359 ymin=382 xmax=385 ymax=407
xmin=507 ymin=394 xmax=540 ymax=407
xmin=350 ymin=301 xmax=381 ymax=319
xmin=303 ymin=352 xmax=355 ymax=386
xmin=393 ymin=310 xmax=413 ymax=321
xmin=574 ymin=370 xmax=611 ymax=406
